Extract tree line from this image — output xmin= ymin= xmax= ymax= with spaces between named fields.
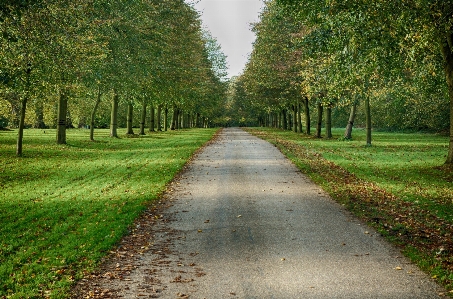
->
xmin=231 ymin=0 xmax=453 ymax=164
xmin=0 ymin=0 xmax=228 ymax=156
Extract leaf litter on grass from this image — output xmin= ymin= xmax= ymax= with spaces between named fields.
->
xmin=248 ymin=128 xmax=453 ymax=292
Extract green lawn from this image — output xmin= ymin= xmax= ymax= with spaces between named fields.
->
xmin=0 ymin=128 xmax=218 ymax=299
xmin=246 ymin=127 xmax=453 ymax=294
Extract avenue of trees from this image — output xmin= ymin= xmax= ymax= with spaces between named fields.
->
xmin=0 ymin=0 xmax=228 ymax=156
xmin=232 ymin=0 xmax=453 ymax=163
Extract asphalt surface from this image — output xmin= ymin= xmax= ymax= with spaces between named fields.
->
xmin=75 ymin=127 xmax=445 ymax=298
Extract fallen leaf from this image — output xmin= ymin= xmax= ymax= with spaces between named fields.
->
xmin=394 ymin=266 xmax=403 ymax=270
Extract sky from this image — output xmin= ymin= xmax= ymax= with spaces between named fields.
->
xmin=190 ymin=0 xmax=265 ymax=79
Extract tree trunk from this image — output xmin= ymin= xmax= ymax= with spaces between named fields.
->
xmin=179 ymin=110 xmax=183 ymax=129
xmin=293 ymin=103 xmax=297 ymax=132
xmin=282 ymin=109 xmax=288 ymax=130
xmin=90 ymin=86 xmax=102 ymax=141
xmin=16 ymin=97 xmax=28 ymax=156
xmin=140 ymin=100 xmax=146 ymax=135
xmin=365 ymin=95 xmax=372 ymax=146
xmin=56 ymin=89 xmax=68 ymax=144
xmin=157 ymin=105 xmax=162 ymax=131
xmin=304 ymin=97 xmax=310 ymax=135
xmin=171 ymin=105 xmax=177 ymax=130
xmin=440 ymin=32 xmax=453 ymax=163
xmin=344 ymin=101 xmax=357 ymax=139
xmin=316 ymin=102 xmax=323 ymax=138
xmin=110 ymin=91 xmax=119 ymax=137
xmin=34 ymin=101 xmax=46 ymax=129
xmin=326 ymin=103 xmax=332 ymax=138
xmin=16 ymin=65 xmax=31 ymax=156
xmin=126 ymin=102 xmax=134 ymax=135
xmin=164 ymin=107 xmax=168 ymax=131
xmin=298 ymin=101 xmax=302 ymax=133
xmin=149 ymin=105 xmax=155 ymax=132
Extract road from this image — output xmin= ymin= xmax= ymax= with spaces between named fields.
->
xmin=73 ymin=127 xmax=445 ymax=298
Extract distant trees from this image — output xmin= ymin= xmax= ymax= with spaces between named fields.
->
xmin=0 ymin=0 xmax=228 ymax=155
xmin=238 ymin=0 xmax=452 ymax=163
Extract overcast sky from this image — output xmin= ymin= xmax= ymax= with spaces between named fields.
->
xmin=190 ymin=0 xmax=265 ymax=79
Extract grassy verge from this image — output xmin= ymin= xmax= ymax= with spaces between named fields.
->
xmin=246 ymin=127 xmax=453 ymax=294
xmin=0 ymin=128 xmax=218 ymax=299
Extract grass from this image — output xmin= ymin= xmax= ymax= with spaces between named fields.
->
xmin=0 ymin=128 xmax=218 ymax=299
xmin=246 ymin=127 xmax=453 ymax=294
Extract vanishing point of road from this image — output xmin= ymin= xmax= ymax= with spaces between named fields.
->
xmin=73 ymin=127 xmax=445 ymax=298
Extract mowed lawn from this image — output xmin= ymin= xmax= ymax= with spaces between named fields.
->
xmin=247 ymin=127 xmax=453 ymax=293
xmin=0 ymin=128 xmax=218 ymax=299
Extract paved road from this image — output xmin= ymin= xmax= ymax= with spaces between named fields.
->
xmin=78 ymin=128 xmax=445 ymax=298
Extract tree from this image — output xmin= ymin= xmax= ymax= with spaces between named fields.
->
xmin=276 ymin=0 xmax=452 ymax=161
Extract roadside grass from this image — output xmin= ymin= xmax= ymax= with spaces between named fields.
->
xmin=246 ymin=127 xmax=453 ymax=294
xmin=0 ymin=128 xmax=218 ymax=299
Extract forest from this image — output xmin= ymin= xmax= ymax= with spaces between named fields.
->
xmin=227 ymin=0 xmax=453 ymax=163
xmin=0 ymin=0 xmax=228 ymax=156
xmin=3 ymin=0 xmax=453 ymax=162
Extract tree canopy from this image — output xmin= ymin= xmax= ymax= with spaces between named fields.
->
xmin=238 ymin=0 xmax=453 ymax=163
xmin=0 ymin=0 xmax=228 ymax=155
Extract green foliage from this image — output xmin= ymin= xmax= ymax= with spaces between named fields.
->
xmin=0 ymin=0 xmax=228 ymax=153
xmin=0 ymin=128 xmax=218 ymax=298
xmin=238 ymin=0 xmax=451 ymax=145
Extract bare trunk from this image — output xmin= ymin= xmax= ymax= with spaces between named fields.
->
xmin=293 ymin=102 xmax=297 ymax=132
xmin=90 ymin=86 xmax=102 ymax=141
xmin=298 ymin=101 xmax=302 ymax=133
xmin=326 ymin=103 xmax=332 ymax=138
xmin=126 ymin=102 xmax=134 ymax=135
xmin=157 ymin=105 xmax=162 ymax=131
xmin=316 ymin=102 xmax=323 ymax=138
xmin=16 ymin=65 xmax=31 ymax=156
xmin=282 ymin=109 xmax=288 ymax=130
xmin=140 ymin=100 xmax=146 ymax=135
xmin=171 ymin=105 xmax=177 ymax=130
xmin=177 ymin=109 xmax=181 ymax=129
xmin=178 ymin=110 xmax=183 ymax=129
xmin=304 ymin=97 xmax=310 ymax=135
xmin=16 ymin=97 xmax=27 ymax=156
xmin=365 ymin=95 xmax=372 ymax=146
xmin=441 ymin=32 xmax=453 ymax=163
xmin=34 ymin=101 xmax=46 ymax=129
xmin=149 ymin=105 xmax=155 ymax=132
xmin=56 ymin=89 xmax=68 ymax=144
xmin=344 ymin=101 xmax=357 ymax=139
xmin=110 ymin=91 xmax=119 ymax=137
xmin=164 ymin=107 xmax=168 ymax=131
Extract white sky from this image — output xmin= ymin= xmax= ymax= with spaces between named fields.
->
xmin=190 ymin=0 xmax=265 ymax=79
